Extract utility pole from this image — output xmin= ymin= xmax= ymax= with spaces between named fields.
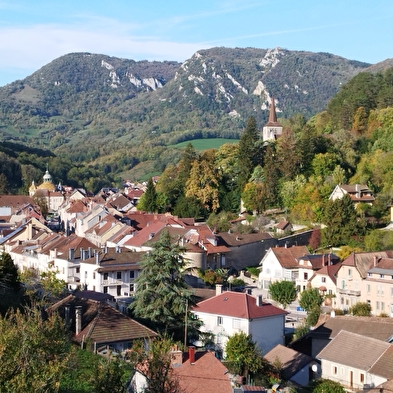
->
xmin=184 ymin=298 xmax=188 ymax=348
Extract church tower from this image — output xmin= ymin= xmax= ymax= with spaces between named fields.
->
xmin=262 ymin=97 xmax=282 ymax=142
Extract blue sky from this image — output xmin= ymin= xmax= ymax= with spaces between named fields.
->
xmin=0 ymin=0 xmax=392 ymax=87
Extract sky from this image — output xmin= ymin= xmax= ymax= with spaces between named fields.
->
xmin=0 ymin=0 xmax=392 ymax=87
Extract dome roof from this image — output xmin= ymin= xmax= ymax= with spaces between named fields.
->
xmin=37 ymin=182 xmax=56 ymax=192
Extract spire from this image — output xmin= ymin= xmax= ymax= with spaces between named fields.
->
xmin=268 ymin=96 xmax=278 ymax=123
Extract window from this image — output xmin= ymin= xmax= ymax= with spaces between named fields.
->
xmin=321 ymin=277 xmax=326 ymax=283
xmin=376 ymin=301 xmax=380 ymax=310
xmin=130 ymin=283 xmax=135 ymax=292
xmin=104 ymin=272 xmax=108 ymax=280
xmin=332 ymin=366 xmax=337 ymax=374
xmin=130 ymin=271 xmax=135 ymax=279
xmin=76 ymin=267 xmax=80 ymax=273
xmin=93 ymin=272 xmax=96 ymax=279
xmin=348 ymin=268 xmax=352 ymax=277
xmin=103 ymin=286 xmax=108 ymax=294
xmin=382 ymin=302 xmax=385 ymax=311
xmin=304 ymin=272 xmax=308 ymax=280
xmin=367 ymin=284 xmax=371 ymax=294
xmin=117 ymin=271 xmax=122 ymax=280
xmin=84 ymin=271 xmax=87 ymax=279
xmin=217 ymin=316 xmax=223 ymax=326
xmin=117 ymin=285 xmax=121 ymax=296
xmin=341 ymin=280 xmax=346 ymax=290
xmin=360 ymin=373 xmax=364 ymax=383
xmin=380 ymin=274 xmax=385 ymax=279
xmin=233 ymin=319 xmax=241 ymax=329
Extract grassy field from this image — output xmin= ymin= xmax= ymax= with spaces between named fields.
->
xmin=172 ymin=138 xmax=239 ymax=151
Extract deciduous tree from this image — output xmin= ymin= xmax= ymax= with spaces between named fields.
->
xmin=225 ymin=332 xmax=262 ymax=378
xmin=268 ymin=280 xmax=297 ymax=309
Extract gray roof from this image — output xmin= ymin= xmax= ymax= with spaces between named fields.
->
xmin=317 ymin=330 xmax=391 ymax=372
xmin=311 ymin=315 xmax=393 ymax=342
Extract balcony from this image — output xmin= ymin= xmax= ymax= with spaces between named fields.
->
xmin=337 ymin=288 xmax=361 ymax=296
xmin=102 ymin=279 xmax=123 ymax=286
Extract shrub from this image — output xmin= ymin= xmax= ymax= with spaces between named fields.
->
xmin=349 ymin=302 xmax=371 ymax=316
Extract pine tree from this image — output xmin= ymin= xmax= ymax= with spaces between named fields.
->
xmin=138 ymin=177 xmax=158 ymax=213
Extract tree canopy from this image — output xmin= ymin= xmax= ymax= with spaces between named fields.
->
xmin=130 ymin=230 xmax=195 ymax=338
xmin=268 ymin=280 xmax=297 ymax=309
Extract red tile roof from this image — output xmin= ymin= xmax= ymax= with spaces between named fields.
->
xmin=193 ymin=291 xmax=288 ymax=319
xmin=173 ymin=350 xmax=232 ymax=393
xmin=271 ymin=246 xmax=309 ymax=268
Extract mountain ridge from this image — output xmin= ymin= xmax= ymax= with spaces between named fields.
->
xmin=0 ymin=46 xmax=391 ymax=180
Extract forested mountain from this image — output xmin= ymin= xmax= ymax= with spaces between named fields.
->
xmin=0 ymin=48 xmax=371 ymax=172
xmin=0 ymin=47 xmax=392 ymax=205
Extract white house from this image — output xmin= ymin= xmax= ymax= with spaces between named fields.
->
xmin=258 ymin=246 xmax=309 ymax=291
xmin=79 ymin=247 xmax=145 ymax=300
xmin=192 ymin=289 xmax=288 ymax=357
xmin=317 ymin=330 xmax=393 ymax=391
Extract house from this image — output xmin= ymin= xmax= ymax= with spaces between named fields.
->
xmin=364 ymin=257 xmax=393 ymax=316
xmin=258 ymin=246 xmax=309 ymax=291
xmin=317 ymin=330 xmax=393 ymax=391
xmin=0 ymin=194 xmax=43 ymax=224
xmin=48 ymin=292 xmax=157 ymax=354
xmin=336 ymin=251 xmax=393 ymax=312
xmin=192 ymin=289 xmax=288 ymax=357
xmin=309 ymin=262 xmax=341 ymax=307
xmin=307 ymin=314 xmax=393 ymax=359
xmin=131 ymin=346 xmax=232 ymax=393
xmin=264 ymin=344 xmax=314 ymax=386
xmin=218 ymin=230 xmax=276 ymax=270
xmin=329 ymin=184 xmax=375 ymax=205
xmin=276 ymin=220 xmax=292 ymax=235
xmin=79 ymin=247 xmax=145 ymax=300
xmin=123 ymin=216 xmax=230 ymax=270
xmin=84 ymin=214 xmax=126 ymax=247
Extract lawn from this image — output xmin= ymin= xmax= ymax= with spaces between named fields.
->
xmin=172 ymin=138 xmax=239 ymax=151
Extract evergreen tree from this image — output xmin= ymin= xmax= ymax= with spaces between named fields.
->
xmin=0 ymin=252 xmax=19 ymax=289
xmin=138 ymin=177 xmax=158 ymax=213
xmin=321 ymin=194 xmax=359 ymax=247
xmin=237 ymin=116 xmax=261 ymax=192
xmin=263 ymin=144 xmax=281 ymax=207
xmin=130 ymin=230 xmax=194 ymax=337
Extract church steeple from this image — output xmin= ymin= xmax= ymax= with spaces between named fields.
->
xmin=262 ymin=97 xmax=282 ymax=142
xmin=268 ymin=96 xmax=278 ymax=124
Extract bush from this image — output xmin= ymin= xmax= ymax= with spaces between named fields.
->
xmin=246 ymin=267 xmax=260 ymax=277
xmin=349 ymin=302 xmax=371 ymax=316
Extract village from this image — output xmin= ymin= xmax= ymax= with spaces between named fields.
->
xmin=1 ymin=165 xmax=393 ymax=393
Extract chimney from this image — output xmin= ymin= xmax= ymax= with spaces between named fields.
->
xmin=256 ymin=295 xmax=263 ymax=307
xmin=188 ymin=346 xmax=195 ymax=365
xmin=171 ymin=348 xmax=183 ymax=368
xmin=95 ymin=251 xmax=100 ymax=265
xmin=75 ymin=306 xmax=82 ymax=335
xmin=216 ymin=284 xmax=223 ymax=296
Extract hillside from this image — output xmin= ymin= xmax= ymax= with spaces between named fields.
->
xmin=1 ymin=46 xmax=392 ymax=182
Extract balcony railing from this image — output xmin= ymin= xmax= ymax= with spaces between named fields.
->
xmin=102 ymin=279 xmax=123 ymax=286
xmin=337 ymin=288 xmax=361 ymax=296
